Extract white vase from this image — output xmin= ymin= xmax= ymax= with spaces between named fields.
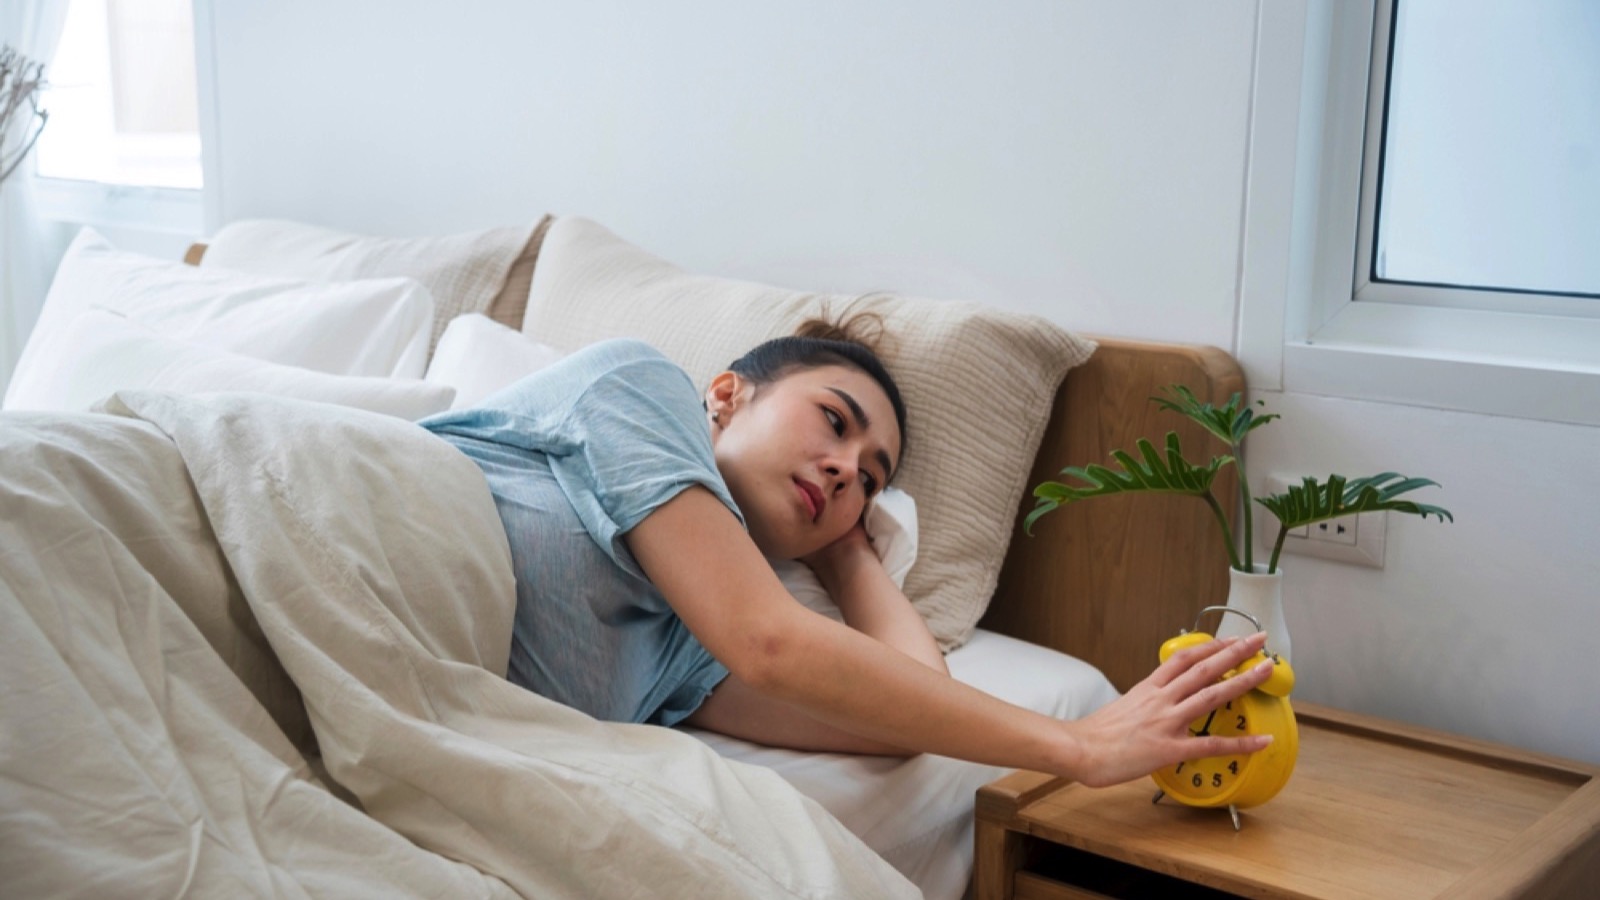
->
xmin=1213 ymin=564 xmax=1290 ymax=662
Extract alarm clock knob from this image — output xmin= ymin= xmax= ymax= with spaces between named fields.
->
xmin=1158 ymin=631 xmax=1214 ymax=664
xmin=1243 ymin=651 xmax=1296 ymax=697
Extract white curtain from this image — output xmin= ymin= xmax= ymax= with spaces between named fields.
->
xmin=0 ymin=0 xmax=69 ymax=398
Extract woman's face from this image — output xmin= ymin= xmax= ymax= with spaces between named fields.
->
xmin=708 ymin=364 xmax=901 ymax=560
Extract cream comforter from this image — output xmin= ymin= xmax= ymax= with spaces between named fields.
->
xmin=0 ymin=392 xmax=914 ymax=898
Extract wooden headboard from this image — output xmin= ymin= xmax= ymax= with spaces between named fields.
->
xmin=981 ymin=337 xmax=1244 ymax=693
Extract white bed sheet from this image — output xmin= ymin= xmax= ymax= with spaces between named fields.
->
xmin=681 ymin=628 xmax=1120 ymax=900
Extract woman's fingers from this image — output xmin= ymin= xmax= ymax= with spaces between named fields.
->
xmin=1172 ymin=655 xmax=1275 ymax=723
xmin=1150 ymin=631 xmax=1266 ymax=688
xmin=1174 ymin=634 xmax=1269 ymax=695
xmin=1184 ymin=732 xmax=1274 ymax=760
xmin=1074 ymin=632 xmax=1279 ymax=787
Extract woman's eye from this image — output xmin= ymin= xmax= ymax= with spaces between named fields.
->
xmin=861 ymin=473 xmax=879 ymax=496
xmin=824 ymin=407 xmax=845 ymax=435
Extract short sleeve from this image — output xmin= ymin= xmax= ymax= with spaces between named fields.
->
xmin=422 ymin=339 xmax=743 ymax=580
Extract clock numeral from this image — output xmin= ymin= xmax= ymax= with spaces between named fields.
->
xmin=1228 ymin=761 xmax=1239 ymax=775
xmin=1192 ymin=773 xmax=1203 ymax=789
xmin=1175 ymin=762 xmax=1185 ymax=775
xmin=1212 ymin=773 xmax=1223 ymax=788
xmin=1236 ymin=715 xmax=1247 ymax=730
xmin=1225 ymin=700 xmax=1233 ymax=710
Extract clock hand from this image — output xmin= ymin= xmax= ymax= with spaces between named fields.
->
xmin=1194 ymin=708 xmax=1219 ymax=737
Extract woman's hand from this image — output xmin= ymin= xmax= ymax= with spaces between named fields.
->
xmin=1066 ymin=632 xmax=1276 ymax=788
xmin=797 ymin=520 xmax=879 ymax=593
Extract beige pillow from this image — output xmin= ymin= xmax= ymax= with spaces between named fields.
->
xmin=522 ymin=216 xmax=1095 ymax=651
xmin=199 ymin=215 xmax=553 ymax=354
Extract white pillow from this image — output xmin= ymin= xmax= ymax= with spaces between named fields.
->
xmin=770 ymin=488 xmax=917 ymax=621
xmin=4 ymin=228 xmax=435 ymax=410
xmin=8 ymin=309 xmax=455 ymax=420
xmin=198 ymin=217 xmax=548 ymax=353
xmin=424 ymin=313 xmax=567 ymax=409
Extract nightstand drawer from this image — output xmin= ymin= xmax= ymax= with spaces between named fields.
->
xmin=1014 ymin=841 xmax=1237 ymax=900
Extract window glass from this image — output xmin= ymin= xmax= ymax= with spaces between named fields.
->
xmin=1374 ymin=0 xmax=1598 ymax=297
xmin=35 ymin=0 xmax=201 ymax=189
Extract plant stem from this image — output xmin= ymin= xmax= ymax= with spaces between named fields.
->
xmin=1203 ymin=491 xmax=1244 ymax=571
xmin=1269 ymin=525 xmax=1288 ymax=574
xmin=1236 ymin=441 xmax=1254 ymax=570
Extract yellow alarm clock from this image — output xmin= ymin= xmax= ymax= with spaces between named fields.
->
xmin=1149 ymin=606 xmax=1299 ymax=830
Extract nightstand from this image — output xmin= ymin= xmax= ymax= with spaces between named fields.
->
xmin=975 ymin=703 xmax=1600 ymax=899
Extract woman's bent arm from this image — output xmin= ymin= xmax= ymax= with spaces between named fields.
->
xmin=627 ymin=487 xmax=1274 ymax=786
xmin=802 ymin=522 xmax=947 ymax=675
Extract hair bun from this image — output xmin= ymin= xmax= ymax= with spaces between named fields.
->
xmin=795 ymin=298 xmax=891 ymax=356
xmin=726 ymin=295 xmax=907 ymax=451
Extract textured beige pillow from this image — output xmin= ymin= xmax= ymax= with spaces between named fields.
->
xmin=523 ymin=216 xmax=1095 ymax=651
xmin=199 ymin=215 xmax=552 ymax=354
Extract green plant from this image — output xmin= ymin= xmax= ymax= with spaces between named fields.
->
xmin=1025 ymin=386 xmax=1452 ymax=573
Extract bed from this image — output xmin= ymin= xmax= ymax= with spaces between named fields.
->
xmin=0 ymin=215 xmax=1241 ymax=899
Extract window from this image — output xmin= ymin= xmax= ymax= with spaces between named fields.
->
xmin=1358 ymin=0 xmax=1599 ymax=314
xmin=31 ymin=0 xmax=210 ymax=237
xmin=1235 ymin=0 xmax=1600 ymax=427
xmin=35 ymin=0 xmax=202 ymax=189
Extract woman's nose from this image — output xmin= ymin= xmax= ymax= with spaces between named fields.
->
xmin=825 ymin=460 xmax=857 ymax=493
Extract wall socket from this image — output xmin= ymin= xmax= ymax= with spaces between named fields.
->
xmin=1261 ymin=474 xmax=1386 ymax=568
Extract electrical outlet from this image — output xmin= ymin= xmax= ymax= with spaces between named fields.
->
xmin=1312 ymin=518 xmax=1357 ymax=546
xmin=1262 ymin=474 xmax=1386 ymax=568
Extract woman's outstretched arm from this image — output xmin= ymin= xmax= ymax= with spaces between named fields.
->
xmin=628 ymin=487 xmax=1275 ymax=786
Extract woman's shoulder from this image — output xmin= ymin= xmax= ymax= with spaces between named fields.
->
xmin=574 ymin=337 xmax=674 ymax=367
xmin=422 ymin=338 xmax=691 ymax=435
xmin=567 ymin=338 xmax=693 ymax=389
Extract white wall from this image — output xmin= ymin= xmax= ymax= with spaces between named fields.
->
xmin=206 ymin=0 xmax=1256 ymax=348
xmin=1245 ymin=393 xmax=1600 ymax=762
xmin=81 ymin=1 xmax=1598 ymax=762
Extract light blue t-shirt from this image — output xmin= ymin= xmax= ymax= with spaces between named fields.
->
xmin=421 ymin=339 xmax=742 ymax=726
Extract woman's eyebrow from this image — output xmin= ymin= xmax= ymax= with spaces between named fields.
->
xmin=827 ymin=387 xmax=894 ymax=481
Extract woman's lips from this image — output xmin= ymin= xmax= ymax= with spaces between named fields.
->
xmin=794 ymin=478 xmax=823 ymax=522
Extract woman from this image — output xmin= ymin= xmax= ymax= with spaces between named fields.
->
xmin=421 ymin=315 xmax=1274 ymax=789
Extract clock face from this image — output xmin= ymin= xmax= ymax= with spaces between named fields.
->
xmin=1161 ymin=697 xmax=1254 ymax=803
xmin=1150 ymin=688 xmax=1299 ymax=810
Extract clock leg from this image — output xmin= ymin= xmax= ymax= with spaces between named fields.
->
xmin=1151 ymin=789 xmax=1166 ymax=804
xmin=1229 ymin=805 xmax=1241 ymax=831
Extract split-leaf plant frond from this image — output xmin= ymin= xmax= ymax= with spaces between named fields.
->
xmin=1255 ymin=474 xmax=1453 ymax=572
xmin=1026 ymin=432 xmax=1243 ymax=570
xmin=1150 ymin=386 xmax=1278 ymax=569
xmin=1027 ymin=383 xmax=1451 ymax=574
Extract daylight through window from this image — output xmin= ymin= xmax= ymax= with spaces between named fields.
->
xmin=1370 ymin=0 xmax=1599 ymax=301
xmin=34 ymin=0 xmax=202 ymax=190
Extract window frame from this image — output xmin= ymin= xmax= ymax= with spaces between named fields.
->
xmin=1236 ymin=0 xmax=1600 ymax=427
xmin=32 ymin=0 xmax=220 ymax=236
xmin=1355 ymin=0 xmax=1600 ymax=318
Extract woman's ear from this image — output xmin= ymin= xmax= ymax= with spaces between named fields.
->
xmin=705 ymin=370 xmax=748 ymax=427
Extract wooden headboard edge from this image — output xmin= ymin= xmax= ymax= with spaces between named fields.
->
xmin=982 ymin=335 xmax=1245 ymax=692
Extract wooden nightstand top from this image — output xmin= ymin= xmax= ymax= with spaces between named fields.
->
xmin=976 ymin=703 xmax=1600 ymax=899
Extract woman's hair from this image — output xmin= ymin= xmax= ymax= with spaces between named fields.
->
xmin=726 ymin=304 xmax=908 ymax=464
